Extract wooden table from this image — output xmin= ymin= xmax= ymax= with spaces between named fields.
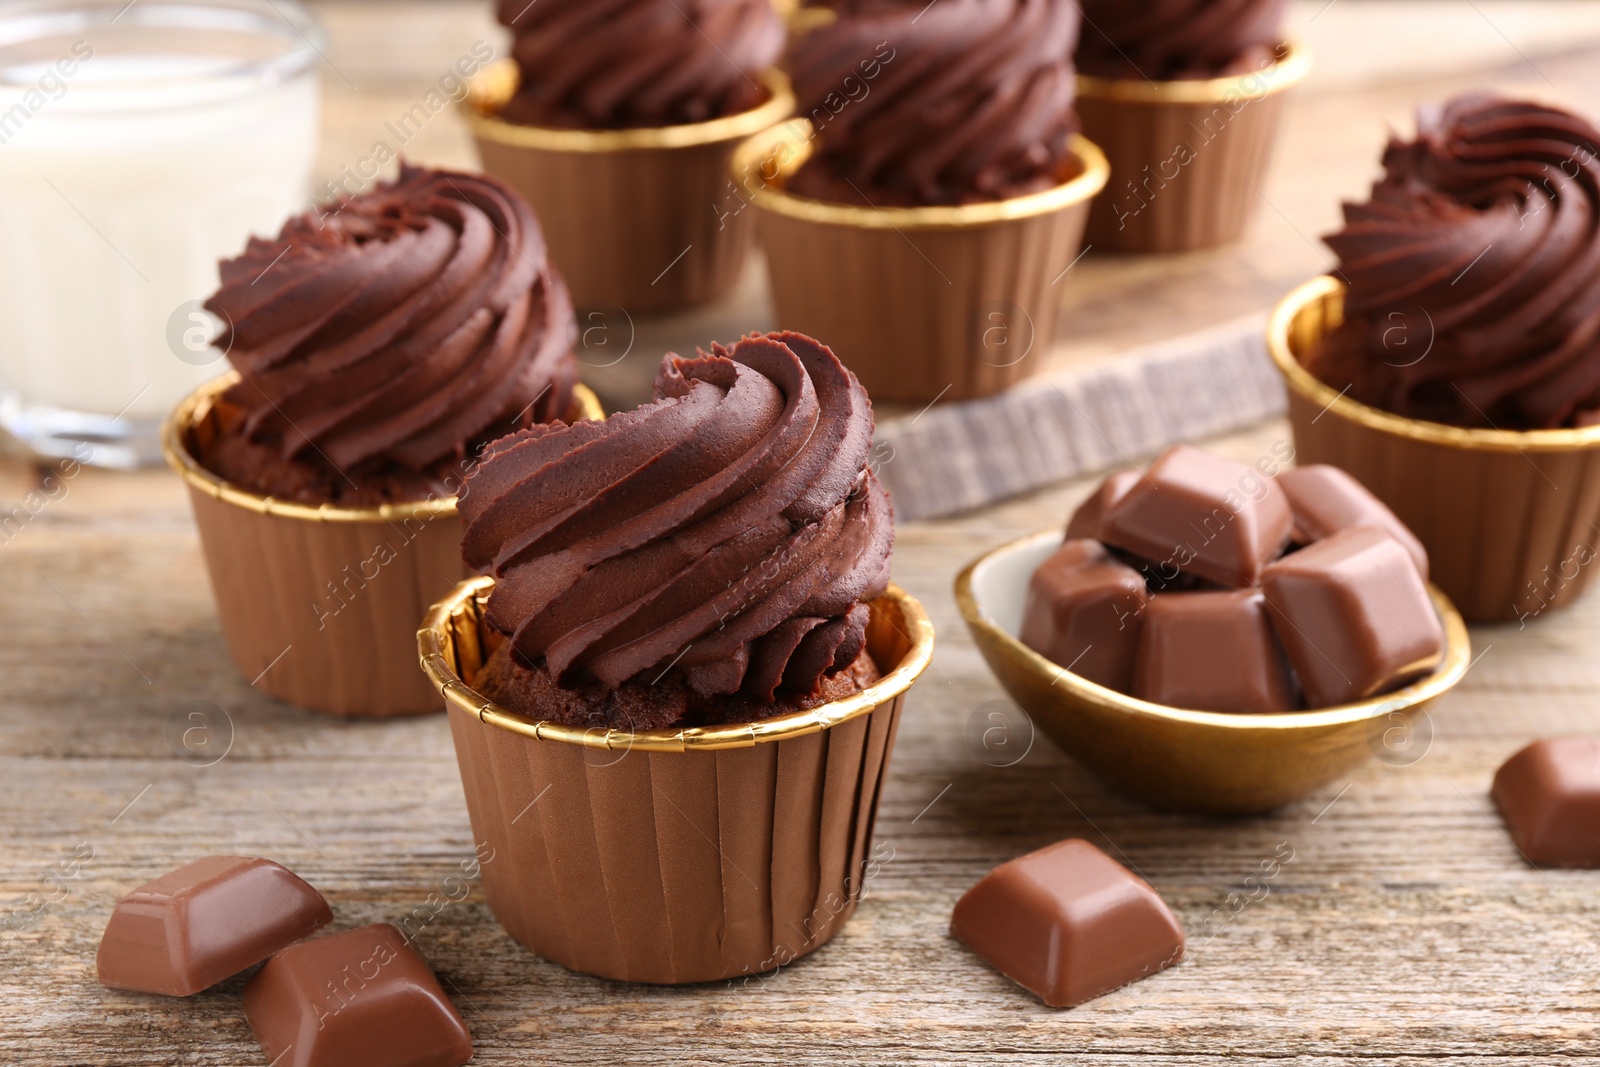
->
xmin=4 ymin=3 xmax=1600 ymax=1064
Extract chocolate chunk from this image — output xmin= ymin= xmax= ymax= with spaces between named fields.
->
xmin=243 ymin=923 xmax=472 ymax=1067
xmin=1020 ymin=539 xmax=1150 ymax=691
xmin=1261 ymin=526 xmax=1445 ymax=708
xmin=1277 ymin=464 xmax=1429 ymax=581
xmin=1066 ymin=470 xmax=1140 ymax=541
xmin=1102 ymin=445 xmax=1293 ymax=588
xmin=96 ymin=856 xmax=332 ymax=997
xmin=1112 ymin=546 xmax=1220 ymax=595
xmin=951 ymin=839 xmax=1184 ymax=1008
xmin=1133 ymin=590 xmax=1299 ymax=713
xmin=1492 ymin=738 xmax=1600 ymax=868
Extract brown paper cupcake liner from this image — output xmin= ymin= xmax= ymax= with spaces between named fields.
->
xmin=162 ymin=374 xmax=604 ymax=717
xmin=418 ymin=577 xmax=934 ymax=984
xmin=1269 ymin=276 xmax=1600 ymax=624
xmin=1078 ymin=40 xmax=1311 ymax=254
xmin=464 ymin=60 xmax=794 ymax=315
xmin=731 ymin=123 xmax=1109 ymax=403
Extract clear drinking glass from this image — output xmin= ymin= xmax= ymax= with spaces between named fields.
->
xmin=0 ymin=0 xmax=322 ymax=467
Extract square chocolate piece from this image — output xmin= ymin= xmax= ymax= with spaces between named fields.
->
xmin=1066 ymin=469 xmax=1140 ymax=541
xmin=243 ymin=923 xmax=472 ymax=1067
xmin=1020 ymin=539 xmax=1150 ymax=691
xmin=1260 ymin=526 xmax=1445 ymax=708
xmin=1102 ymin=445 xmax=1293 ymax=588
xmin=97 ymin=856 xmax=332 ymax=996
xmin=1277 ymin=464 xmax=1429 ymax=581
xmin=1133 ymin=590 xmax=1299 ymax=713
xmin=951 ymin=839 xmax=1184 ymax=1008
xmin=1492 ymin=738 xmax=1600 ymax=868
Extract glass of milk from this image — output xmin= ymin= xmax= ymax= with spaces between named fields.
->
xmin=0 ymin=0 xmax=322 ymax=467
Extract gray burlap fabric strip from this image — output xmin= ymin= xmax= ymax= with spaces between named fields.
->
xmin=875 ymin=315 xmax=1285 ymax=521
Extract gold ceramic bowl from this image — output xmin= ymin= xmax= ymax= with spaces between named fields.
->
xmin=465 ymin=60 xmax=794 ymax=313
xmin=418 ymin=576 xmax=934 ymax=983
xmin=731 ymin=122 xmax=1109 ymax=402
xmin=1269 ymin=276 xmax=1600 ymax=622
xmin=1076 ymin=40 xmax=1311 ymax=253
xmin=164 ymin=373 xmax=602 ymax=716
xmin=955 ymin=530 xmax=1471 ymax=815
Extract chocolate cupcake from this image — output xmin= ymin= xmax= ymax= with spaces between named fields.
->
xmin=1269 ymin=95 xmax=1600 ymax=622
xmin=204 ymin=165 xmax=578 ymax=504
xmin=163 ymin=166 xmax=599 ymax=717
xmin=418 ymin=331 xmax=933 ymax=983
xmin=464 ymin=0 xmax=793 ymax=313
xmin=733 ymin=0 xmax=1108 ymax=401
xmin=462 ymin=332 xmax=892 ymax=729
xmin=1075 ymin=0 xmax=1309 ymax=252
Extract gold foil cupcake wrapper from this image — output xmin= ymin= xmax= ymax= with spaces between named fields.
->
xmin=730 ymin=122 xmax=1109 ymax=402
xmin=418 ymin=577 xmax=932 ymax=982
xmin=1077 ymin=40 xmax=1310 ymax=253
xmin=419 ymin=577 xmax=934 ymax=749
xmin=464 ymin=61 xmax=794 ymax=313
xmin=1075 ymin=39 xmax=1313 ymax=104
xmin=163 ymin=374 xmax=603 ymax=716
xmin=185 ymin=487 xmax=467 ymax=716
xmin=733 ymin=122 xmax=1109 ymax=229
xmin=1270 ymin=277 xmax=1600 ymax=451
xmin=1269 ymin=276 xmax=1600 ymax=622
xmin=464 ymin=61 xmax=794 ymax=151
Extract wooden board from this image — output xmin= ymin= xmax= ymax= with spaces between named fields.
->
xmin=4 ymin=421 xmax=1598 ymax=1065
xmin=3 ymin=2 xmax=1600 ymax=1063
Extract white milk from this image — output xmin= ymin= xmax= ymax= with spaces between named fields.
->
xmin=0 ymin=2 xmax=320 ymax=465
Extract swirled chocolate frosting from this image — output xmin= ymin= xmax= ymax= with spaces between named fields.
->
xmin=202 ymin=165 xmax=578 ymax=505
xmin=1307 ymin=95 xmax=1600 ymax=429
xmin=495 ymin=0 xmax=784 ymax=129
xmin=460 ymin=331 xmax=894 ymax=726
xmin=783 ymin=0 xmax=1081 ymax=205
xmin=1075 ymin=0 xmax=1288 ymax=80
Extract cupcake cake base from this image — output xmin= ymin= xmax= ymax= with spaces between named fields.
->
xmin=473 ymin=643 xmax=881 ymax=732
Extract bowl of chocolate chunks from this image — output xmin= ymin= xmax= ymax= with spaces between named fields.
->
xmin=956 ymin=446 xmax=1471 ymax=815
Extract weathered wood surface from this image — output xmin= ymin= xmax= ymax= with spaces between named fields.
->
xmin=4 ymin=3 xmax=1600 ymax=1064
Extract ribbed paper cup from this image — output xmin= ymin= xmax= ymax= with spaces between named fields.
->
xmin=418 ymin=576 xmax=934 ymax=984
xmin=731 ymin=122 xmax=1109 ymax=403
xmin=163 ymin=374 xmax=604 ymax=717
xmin=1268 ymin=276 xmax=1600 ymax=624
xmin=1077 ymin=40 xmax=1311 ymax=254
xmin=463 ymin=60 xmax=794 ymax=315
